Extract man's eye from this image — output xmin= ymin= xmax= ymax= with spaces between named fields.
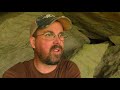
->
xmin=60 ymin=33 xmax=64 ymax=37
xmin=44 ymin=32 xmax=53 ymax=37
xmin=60 ymin=33 xmax=67 ymax=38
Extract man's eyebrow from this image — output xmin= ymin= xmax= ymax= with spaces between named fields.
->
xmin=41 ymin=30 xmax=54 ymax=33
xmin=42 ymin=30 xmax=64 ymax=34
xmin=59 ymin=32 xmax=64 ymax=34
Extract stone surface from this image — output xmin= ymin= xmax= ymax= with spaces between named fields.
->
xmin=63 ymin=12 xmax=120 ymax=40
xmin=109 ymin=36 xmax=120 ymax=45
xmin=70 ymin=43 xmax=109 ymax=78
xmin=94 ymin=45 xmax=120 ymax=78
xmin=64 ymin=25 xmax=90 ymax=59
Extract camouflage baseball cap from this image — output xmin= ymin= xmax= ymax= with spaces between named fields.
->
xmin=30 ymin=14 xmax=72 ymax=36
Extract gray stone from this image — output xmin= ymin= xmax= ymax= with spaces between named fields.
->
xmin=94 ymin=45 xmax=120 ymax=78
xmin=70 ymin=43 xmax=109 ymax=78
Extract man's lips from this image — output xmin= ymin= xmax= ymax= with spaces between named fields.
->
xmin=53 ymin=48 xmax=61 ymax=52
xmin=50 ymin=45 xmax=63 ymax=54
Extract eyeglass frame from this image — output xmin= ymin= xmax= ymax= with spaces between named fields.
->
xmin=35 ymin=31 xmax=68 ymax=41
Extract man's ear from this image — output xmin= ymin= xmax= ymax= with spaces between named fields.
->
xmin=30 ymin=36 xmax=35 ymax=49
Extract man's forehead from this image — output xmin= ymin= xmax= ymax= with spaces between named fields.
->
xmin=37 ymin=29 xmax=64 ymax=34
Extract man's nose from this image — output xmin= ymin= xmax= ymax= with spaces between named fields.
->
xmin=53 ymin=36 xmax=62 ymax=45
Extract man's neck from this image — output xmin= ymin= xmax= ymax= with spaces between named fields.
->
xmin=34 ymin=58 xmax=57 ymax=74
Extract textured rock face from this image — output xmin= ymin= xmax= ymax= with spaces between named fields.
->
xmin=71 ymin=43 xmax=109 ymax=78
xmin=64 ymin=25 xmax=90 ymax=59
xmin=94 ymin=45 xmax=120 ymax=78
xmin=63 ymin=12 xmax=120 ymax=40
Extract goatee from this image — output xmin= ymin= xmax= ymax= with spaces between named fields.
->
xmin=38 ymin=45 xmax=64 ymax=65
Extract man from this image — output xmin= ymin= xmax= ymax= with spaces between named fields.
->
xmin=3 ymin=14 xmax=80 ymax=78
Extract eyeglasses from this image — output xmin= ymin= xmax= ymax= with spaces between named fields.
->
xmin=36 ymin=31 xmax=68 ymax=41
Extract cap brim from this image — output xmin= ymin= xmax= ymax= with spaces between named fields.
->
xmin=52 ymin=16 xmax=72 ymax=31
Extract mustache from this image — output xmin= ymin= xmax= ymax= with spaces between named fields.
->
xmin=50 ymin=45 xmax=63 ymax=51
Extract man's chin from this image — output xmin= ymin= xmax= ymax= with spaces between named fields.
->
xmin=45 ymin=60 xmax=60 ymax=65
xmin=45 ymin=51 xmax=63 ymax=65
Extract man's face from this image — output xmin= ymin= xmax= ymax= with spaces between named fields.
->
xmin=33 ymin=21 xmax=64 ymax=65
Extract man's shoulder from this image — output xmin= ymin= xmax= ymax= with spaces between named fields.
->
xmin=8 ymin=59 xmax=32 ymax=71
xmin=2 ymin=59 xmax=33 ymax=78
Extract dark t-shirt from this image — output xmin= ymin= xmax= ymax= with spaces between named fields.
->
xmin=3 ymin=59 xmax=80 ymax=78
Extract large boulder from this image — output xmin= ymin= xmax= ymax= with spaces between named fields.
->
xmin=70 ymin=43 xmax=109 ymax=78
xmin=64 ymin=25 xmax=90 ymax=59
xmin=63 ymin=12 xmax=120 ymax=40
xmin=109 ymin=36 xmax=120 ymax=45
xmin=94 ymin=45 xmax=120 ymax=78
